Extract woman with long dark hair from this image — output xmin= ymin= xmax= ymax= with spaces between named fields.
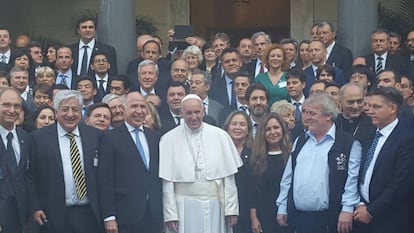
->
xmin=249 ymin=113 xmax=292 ymax=233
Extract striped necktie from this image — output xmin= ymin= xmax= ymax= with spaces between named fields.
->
xmin=376 ymin=57 xmax=384 ymax=74
xmin=66 ymin=132 xmax=87 ymax=200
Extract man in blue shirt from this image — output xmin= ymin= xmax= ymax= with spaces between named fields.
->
xmin=276 ymin=93 xmax=362 ymax=233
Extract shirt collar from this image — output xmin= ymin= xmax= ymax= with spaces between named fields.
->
xmin=378 ymin=118 xmax=398 ymax=138
xmin=125 ymin=121 xmax=143 ymax=133
xmin=140 ymin=87 xmax=155 ymax=96
xmin=95 ymin=74 xmax=109 ymax=82
xmin=306 ymin=123 xmax=336 ymax=142
xmin=375 ymin=52 xmax=388 ymax=60
xmin=79 ymin=39 xmax=96 ymax=50
xmin=291 ymin=95 xmax=305 ymax=105
xmin=58 ymin=69 xmax=72 ymax=77
xmin=0 ymin=124 xmax=16 ymax=141
xmin=326 ymin=41 xmax=335 ymax=55
xmin=57 ymin=123 xmax=80 ymax=138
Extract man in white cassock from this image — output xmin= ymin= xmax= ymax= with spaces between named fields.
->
xmin=159 ymin=94 xmax=243 ymax=233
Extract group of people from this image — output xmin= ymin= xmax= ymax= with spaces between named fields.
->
xmin=0 ymin=14 xmax=414 ymax=233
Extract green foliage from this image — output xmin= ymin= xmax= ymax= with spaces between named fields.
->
xmin=26 ymin=32 xmax=62 ymax=50
xmin=378 ymin=0 xmax=414 ymax=37
xmin=135 ymin=15 xmax=159 ymax=36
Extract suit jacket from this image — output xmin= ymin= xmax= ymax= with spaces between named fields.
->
xmin=206 ymin=98 xmax=224 ymax=125
xmin=128 ymin=57 xmax=171 ymax=100
xmin=69 ymin=41 xmax=118 ymax=77
xmin=358 ymin=121 xmax=414 ymax=233
xmin=98 ymin=124 xmax=163 ymax=229
xmin=209 ymin=74 xmax=237 ymax=108
xmin=326 ymin=42 xmax=353 ymax=79
xmin=364 ymin=53 xmax=409 ymax=76
xmin=93 ymin=74 xmax=113 ymax=103
xmin=302 ymin=65 xmax=345 ymax=97
xmin=243 ymin=58 xmax=259 ymax=81
xmin=406 ymin=54 xmax=414 ymax=82
xmin=27 ymin=124 xmax=103 ymax=233
xmin=0 ymin=127 xmax=30 ymax=229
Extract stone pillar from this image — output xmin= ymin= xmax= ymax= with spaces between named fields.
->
xmin=168 ymin=0 xmax=190 ymax=27
xmin=290 ymin=0 xmax=314 ymax=42
xmin=98 ymin=0 xmax=136 ymax=73
xmin=337 ymin=0 xmax=378 ymax=57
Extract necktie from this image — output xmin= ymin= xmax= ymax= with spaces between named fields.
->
xmin=294 ymin=102 xmax=301 ymax=122
xmin=82 ymin=106 xmax=88 ymax=119
xmin=66 ymin=133 xmax=87 ymax=200
xmin=239 ymin=105 xmax=247 ymax=112
xmin=60 ymin=74 xmax=67 ymax=87
xmin=6 ymin=132 xmax=17 ymax=174
xmin=174 ymin=116 xmax=181 ymax=125
xmin=376 ymin=57 xmax=384 ymax=74
xmin=135 ymin=128 xmax=148 ymax=169
xmin=80 ymin=45 xmax=89 ymax=75
xmin=230 ymin=81 xmax=236 ymax=106
xmin=259 ymin=62 xmax=265 ymax=74
xmin=98 ymin=80 xmax=106 ymax=99
xmin=361 ymin=131 xmax=382 ymax=182
xmin=0 ymin=54 xmax=6 ymax=63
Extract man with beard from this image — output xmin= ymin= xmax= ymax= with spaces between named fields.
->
xmin=335 ymin=83 xmax=376 ymax=149
xmin=405 ymin=30 xmax=414 ymax=81
xmin=245 ymin=83 xmax=269 ymax=137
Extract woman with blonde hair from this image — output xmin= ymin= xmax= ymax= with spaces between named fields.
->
xmin=255 ymin=44 xmax=289 ymax=106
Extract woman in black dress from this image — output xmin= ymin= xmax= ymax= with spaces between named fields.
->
xmin=223 ymin=110 xmax=252 ymax=233
xmin=249 ymin=113 xmax=292 ymax=233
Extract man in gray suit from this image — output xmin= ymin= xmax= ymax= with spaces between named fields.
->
xmin=190 ymin=69 xmax=224 ymax=125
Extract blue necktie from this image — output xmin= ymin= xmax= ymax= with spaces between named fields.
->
xmin=135 ymin=128 xmax=148 ymax=169
xmin=361 ymin=131 xmax=382 ymax=182
xmin=294 ymin=102 xmax=301 ymax=122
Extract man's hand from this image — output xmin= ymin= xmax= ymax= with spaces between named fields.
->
xmin=353 ymin=205 xmax=373 ymax=224
xmin=104 ymin=220 xmax=118 ymax=233
xmin=250 ymin=216 xmax=262 ymax=233
xmin=337 ymin=211 xmax=353 ymax=233
xmin=276 ymin=214 xmax=288 ymax=227
xmin=33 ymin=210 xmax=47 ymax=225
xmin=166 ymin=221 xmax=179 ymax=233
xmin=226 ymin=215 xmax=238 ymax=227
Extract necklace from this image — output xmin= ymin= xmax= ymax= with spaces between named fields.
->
xmin=184 ymin=127 xmax=203 ymax=178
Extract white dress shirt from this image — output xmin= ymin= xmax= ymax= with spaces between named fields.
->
xmin=0 ymin=125 xmax=21 ymax=164
xmin=57 ymin=123 xmax=89 ymax=206
xmin=77 ymin=39 xmax=96 ymax=75
xmin=360 ymin=118 xmax=398 ymax=203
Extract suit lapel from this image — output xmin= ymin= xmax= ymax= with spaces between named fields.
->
xmin=372 ymin=123 xmax=400 ymax=174
xmin=79 ymin=125 xmax=94 ymax=176
xmin=51 ymin=125 xmax=64 ymax=174
xmin=16 ymin=128 xmax=27 ymax=171
xmin=120 ymin=124 xmax=147 ymax=170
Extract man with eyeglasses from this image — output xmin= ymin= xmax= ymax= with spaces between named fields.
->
xmin=335 ymin=83 xmax=376 ymax=149
xmin=90 ymin=52 xmax=112 ymax=102
xmin=0 ymin=87 xmax=30 ymax=233
xmin=27 ymin=90 xmax=103 ymax=233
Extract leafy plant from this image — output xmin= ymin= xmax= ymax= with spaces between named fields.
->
xmin=378 ymin=0 xmax=414 ymax=38
xmin=135 ymin=15 xmax=159 ymax=36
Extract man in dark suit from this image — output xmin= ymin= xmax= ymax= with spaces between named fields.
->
xmin=56 ymin=46 xmax=79 ymax=90
xmin=302 ymin=40 xmax=345 ymax=96
xmin=405 ymin=30 xmax=414 ymax=81
xmin=126 ymin=34 xmax=153 ymax=77
xmin=243 ymin=31 xmax=271 ymax=80
xmin=27 ymin=90 xmax=103 ymax=233
xmin=0 ymin=87 xmax=30 ymax=233
xmin=318 ymin=21 xmax=353 ymax=78
xmin=98 ymin=91 xmax=163 ymax=233
xmin=90 ymin=52 xmax=112 ymax=102
xmin=0 ymin=28 xmax=12 ymax=71
xmin=210 ymin=48 xmax=243 ymax=108
xmin=9 ymin=66 xmax=35 ymax=113
xmin=158 ymin=81 xmax=187 ymax=134
xmin=70 ymin=16 xmax=117 ymax=77
xmin=189 ymin=69 xmax=224 ymax=125
xmin=363 ymin=29 xmax=408 ymax=77
xmin=354 ymin=87 xmax=414 ymax=233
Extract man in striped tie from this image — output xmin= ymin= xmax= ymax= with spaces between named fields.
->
xmin=27 ymin=90 xmax=103 ymax=233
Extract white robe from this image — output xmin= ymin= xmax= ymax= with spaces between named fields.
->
xmin=160 ymin=123 xmax=243 ymax=233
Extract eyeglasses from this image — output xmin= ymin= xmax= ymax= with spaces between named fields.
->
xmin=0 ymin=102 xmax=22 ymax=110
xmin=94 ymin=59 xmax=108 ymax=64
